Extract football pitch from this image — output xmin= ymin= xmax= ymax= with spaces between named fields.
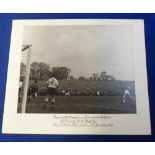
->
xmin=25 ymin=96 xmax=136 ymax=114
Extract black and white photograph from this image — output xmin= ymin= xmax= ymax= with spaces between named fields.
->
xmin=18 ymin=25 xmax=136 ymax=114
xmin=2 ymin=19 xmax=151 ymax=135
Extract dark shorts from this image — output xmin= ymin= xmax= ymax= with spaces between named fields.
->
xmin=47 ymin=87 xmax=56 ymax=96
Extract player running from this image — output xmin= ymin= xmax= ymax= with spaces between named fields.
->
xmin=43 ymin=77 xmax=58 ymax=109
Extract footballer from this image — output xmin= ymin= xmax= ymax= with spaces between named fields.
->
xmin=43 ymin=77 xmax=59 ymax=109
xmin=122 ymin=89 xmax=130 ymax=103
xmin=122 ymin=85 xmax=135 ymax=104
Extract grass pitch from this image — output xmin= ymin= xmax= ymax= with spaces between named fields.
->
xmin=25 ymin=96 xmax=136 ymax=114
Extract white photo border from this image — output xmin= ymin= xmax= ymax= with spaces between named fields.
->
xmin=2 ymin=19 xmax=151 ymax=135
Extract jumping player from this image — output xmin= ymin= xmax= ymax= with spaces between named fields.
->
xmin=122 ymin=89 xmax=130 ymax=103
xmin=122 ymin=85 xmax=135 ymax=104
xmin=43 ymin=77 xmax=58 ymax=109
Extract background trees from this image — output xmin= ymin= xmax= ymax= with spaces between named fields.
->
xmin=28 ymin=61 xmax=115 ymax=81
xmin=51 ymin=67 xmax=71 ymax=80
xmin=100 ymin=71 xmax=107 ymax=80
xmin=92 ymin=73 xmax=99 ymax=81
xmin=30 ymin=62 xmax=51 ymax=80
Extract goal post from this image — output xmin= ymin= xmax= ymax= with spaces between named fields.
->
xmin=20 ymin=45 xmax=32 ymax=113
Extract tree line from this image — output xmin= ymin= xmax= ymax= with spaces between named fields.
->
xmin=20 ymin=61 xmax=115 ymax=81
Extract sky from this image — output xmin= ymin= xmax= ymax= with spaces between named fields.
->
xmin=22 ymin=25 xmax=135 ymax=81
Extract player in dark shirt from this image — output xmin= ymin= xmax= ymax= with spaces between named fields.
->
xmin=28 ymin=80 xmax=39 ymax=102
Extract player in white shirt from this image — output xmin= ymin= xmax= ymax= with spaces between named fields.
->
xmin=18 ymin=79 xmax=23 ymax=102
xmin=19 ymin=81 xmax=23 ymax=89
xmin=43 ymin=77 xmax=59 ymax=109
xmin=122 ymin=89 xmax=130 ymax=103
xmin=122 ymin=86 xmax=136 ymax=104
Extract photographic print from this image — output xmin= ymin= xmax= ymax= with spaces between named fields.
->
xmin=2 ymin=20 xmax=151 ymax=135
xmin=18 ymin=25 xmax=136 ymax=114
